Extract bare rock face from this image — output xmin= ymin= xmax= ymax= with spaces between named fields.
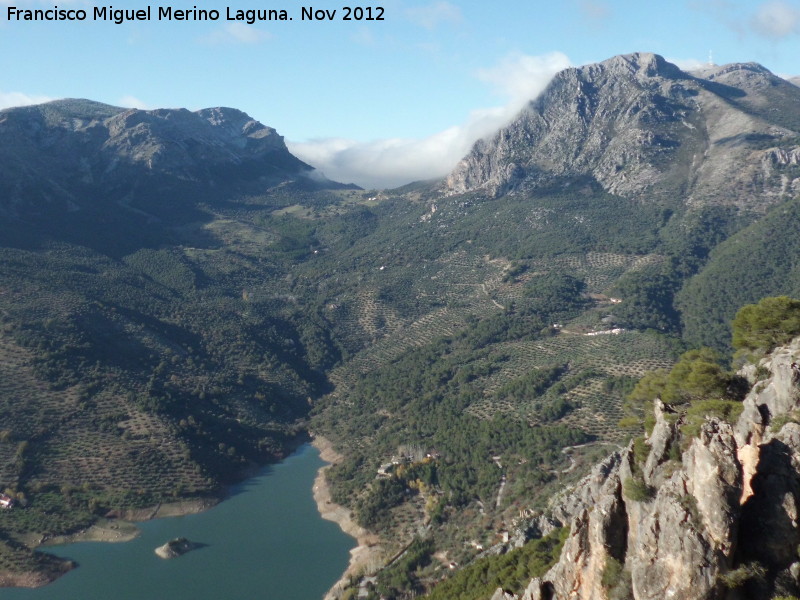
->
xmin=626 ymin=421 xmax=740 ymax=600
xmin=154 ymin=537 xmax=202 ymax=559
xmin=491 ymin=588 xmax=518 ymax=600
xmin=545 ymin=464 xmax=627 ymax=600
xmin=445 ymin=53 xmax=800 ymax=211
xmin=501 ymin=338 xmax=800 ymax=600
xmin=682 ymin=421 xmax=741 ymax=554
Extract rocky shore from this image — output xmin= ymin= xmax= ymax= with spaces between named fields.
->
xmin=312 ymin=435 xmax=384 ymax=600
xmin=155 ymin=537 xmax=202 ymax=559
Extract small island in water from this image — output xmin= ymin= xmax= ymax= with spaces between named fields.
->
xmin=154 ymin=538 xmax=202 ymax=559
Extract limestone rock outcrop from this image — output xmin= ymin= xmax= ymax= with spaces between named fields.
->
xmin=154 ymin=537 xmax=201 ymax=559
xmin=493 ymin=338 xmax=800 ymax=600
xmin=445 ymin=53 xmax=800 ymax=212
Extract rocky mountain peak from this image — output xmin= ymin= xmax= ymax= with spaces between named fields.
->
xmin=197 ymin=106 xmax=278 ymax=141
xmin=597 ymin=51 xmax=686 ymax=81
xmin=102 ymin=104 xmax=291 ymax=164
xmin=444 ymin=53 xmax=800 ymax=210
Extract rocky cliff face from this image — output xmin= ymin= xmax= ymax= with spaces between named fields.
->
xmin=493 ymin=338 xmax=800 ymax=600
xmin=446 ymin=53 xmax=800 ymax=211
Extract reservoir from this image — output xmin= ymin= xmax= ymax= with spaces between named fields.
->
xmin=4 ymin=444 xmax=354 ymax=600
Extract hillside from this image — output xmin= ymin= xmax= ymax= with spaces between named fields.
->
xmin=0 ymin=52 xmax=799 ymax=591
xmin=678 ymin=195 xmax=800 ymax=350
xmin=480 ymin=334 xmax=800 ymax=600
xmin=0 ymin=99 xmax=367 ymax=582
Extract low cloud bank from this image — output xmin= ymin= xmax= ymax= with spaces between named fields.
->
xmin=289 ymin=51 xmax=571 ymax=189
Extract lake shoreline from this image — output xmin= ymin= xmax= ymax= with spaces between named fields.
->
xmin=3 ymin=442 xmax=356 ymax=599
xmin=1 ymin=497 xmax=221 ymax=589
xmin=311 ymin=435 xmax=384 ymax=600
xmin=3 ymin=435 xmax=318 ymax=589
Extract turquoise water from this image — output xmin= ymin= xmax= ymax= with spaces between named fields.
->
xmin=4 ymin=444 xmax=354 ymax=600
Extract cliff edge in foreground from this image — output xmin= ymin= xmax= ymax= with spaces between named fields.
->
xmin=496 ymin=337 xmax=800 ymax=600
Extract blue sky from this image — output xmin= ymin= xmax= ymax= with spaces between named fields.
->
xmin=2 ymin=0 xmax=800 ymax=187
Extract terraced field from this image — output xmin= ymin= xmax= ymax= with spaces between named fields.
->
xmin=326 ymin=251 xmax=509 ymax=395
xmin=467 ymin=333 xmax=673 ymax=442
xmin=0 ymin=333 xmax=211 ymax=503
xmin=321 ymin=248 xmax=676 ymax=448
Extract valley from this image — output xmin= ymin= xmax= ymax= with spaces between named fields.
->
xmin=1 ymin=52 xmax=800 ymax=599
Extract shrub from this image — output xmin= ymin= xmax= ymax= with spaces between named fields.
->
xmin=632 ymin=437 xmax=649 ymax=467
xmin=681 ymin=399 xmax=745 ymax=440
xmin=627 ymin=348 xmax=734 ymax=408
xmin=601 ymin=556 xmax=624 ymax=590
xmin=732 ymin=296 xmax=800 ymax=353
xmin=661 ymin=348 xmax=731 ymax=404
xmin=623 ymin=476 xmax=654 ymax=502
xmin=719 ymin=562 xmax=766 ymax=588
xmin=770 ymin=411 xmax=800 ymax=433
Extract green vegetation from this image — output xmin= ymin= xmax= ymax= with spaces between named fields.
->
xmin=625 ymin=347 xmax=743 ymax=416
xmin=732 ymin=296 xmax=800 ymax=354
xmin=678 ymin=197 xmax=800 ymax=351
xmin=422 ymin=528 xmax=568 ymax=600
xmin=3 ymin=104 xmax=798 ymax=592
xmin=6 ymin=89 xmax=800 ymax=594
xmin=373 ymin=537 xmax=435 ymax=599
xmin=718 ymin=562 xmax=767 ymax=588
xmin=623 ymin=476 xmax=654 ymax=502
xmin=622 ymin=339 xmax=753 ymax=449
xmin=611 ymin=270 xmax=681 ymax=333
xmin=681 ymin=399 xmax=745 ymax=439
xmin=770 ymin=411 xmax=800 ymax=433
xmin=601 ymin=556 xmax=628 ymax=593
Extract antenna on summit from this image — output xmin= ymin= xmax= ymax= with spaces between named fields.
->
xmin=708 ymin=50 xmax=714 ymax=66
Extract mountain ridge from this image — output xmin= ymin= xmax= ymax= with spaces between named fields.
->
xmin=444 ymin=52 xmax=800 ymax=213
xmin=0 ymin=98 xmax=352 ymax=227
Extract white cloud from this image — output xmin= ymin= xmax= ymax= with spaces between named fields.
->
xmin=0 ymin=90 xmax=56 ymax=110
xmin=405 ymin=1 xmax=463 ymax=29
xmin=693 ymin=0 xmax=800 ymax=39
xmin=751 ymin=0 xmax=800 ymax=37
xmin=289 ymin=52 xmax=571 ymax=189
xmin=201 ymin=23 xmax=272 ymax=45
xmin=118 ymin=95 xmax=151 ymax=110
xmin=476 ymin=52 xmax=572 ymax=106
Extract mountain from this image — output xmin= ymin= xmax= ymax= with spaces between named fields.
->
xmin=678 ymin=196 xmax=800 ymax=350
xmin=446 ymin=53 xmax=800 ymax=213
xmin=0 ymin=98 xmax=331 ymax=201
xmin=0 ymin=99 xmax=352 ymax=255
xmin=0 ymin=100 xmax=367 ymax=584
xmin=1 ymin=53 xmax=800 ymax=593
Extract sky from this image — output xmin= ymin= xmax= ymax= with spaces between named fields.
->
xmin=1 ymin=0 xmax=800 ymax=188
